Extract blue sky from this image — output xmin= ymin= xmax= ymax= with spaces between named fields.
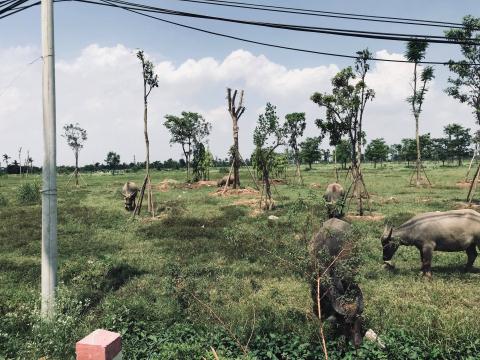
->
xmin=1 ymin=0 xmax=479 ymax=165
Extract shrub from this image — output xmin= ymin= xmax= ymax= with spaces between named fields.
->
xmin=16 ymin=182 xmax=40 ymax=205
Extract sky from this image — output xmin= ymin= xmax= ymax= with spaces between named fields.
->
xmin=0 ymin=0 xmax=479 ymax=166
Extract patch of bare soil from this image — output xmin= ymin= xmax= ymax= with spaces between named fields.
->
xmin=231 ymin=198 xmax=267 ymax=217
xmin=211 ymin=187 xmax=259 ymax=197
xmin=309 ymin=183 xmax=323 ymax=189
xmin=371 ymin=195 xmax=399 ymax=205
xmin=270 ymin=178 xmax=287 ymax=185
xmin=454 ymin=202 xmax=480 ymax=211
xmin=156 ymin=179 xmax=179 ymax=192
xmin=456 ymin=181 xmax=473 ymax=189
xmin=184 ymin=180 xmax=217 ymax=189
xmin=345 ymin=213 xmax=385 ymax=222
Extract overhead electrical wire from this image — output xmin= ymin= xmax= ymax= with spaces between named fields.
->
xmin=79 ymin=0 xmax=479 ymax=45
xmin=166 ymin=0 xmax=466 ymax=29
xmin=2 ymin=0 xmax=479 ymax=65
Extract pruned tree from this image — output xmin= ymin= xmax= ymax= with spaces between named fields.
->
xmin=311 ymin=49 xmax=375 ymax=215
xmin=285 ymin=112 xmax=307 ymax=183
xmin=18 ymin=147 xmax=22 ymax=177
xmin=135 ymin=50 xmax=158 ymax=217
xmin=62 ymin=123 xmax=87 ymax=187
xmin=227 ymin=88 xmax=246 ymax=188
xmin=164 ymin=111 xmax=211 ymax=181
xmin=300 ymin=136 xmax=322 ymax=170
xmin=405 ymin=39 xmax=435 ymax=186
xmin=105 ymin=151 xmax=120 ymax=175
xmin=365 ymin=138 xmax=389 ymax=168
xmin=253 ymin=103 xmax=288 ymax=210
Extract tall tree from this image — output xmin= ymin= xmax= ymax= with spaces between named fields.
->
xmin=136 ymin=50 xmax=158 ymax=216
xmin=227 ymin=88 xmax=246 ymax=189
xmin=105 ymin=151 xmax=120 ymax=175
xmin=443 ymin=123 xmax=471 ymax=165
xmin=164 ymin=111 xmax=211 ymax=180
xmin=405 ymin=39 xmax=435 ymax=186
xmin=335 ymin=140 xmax=352 ymax=169
xmin=365 ymin=138 xmax=389 ymax=168
xmin=431 ymin=138 xmax=449 ymax=166
xmin=311 ymin=49 xmax=375 ymax=215
xmin=62 ymin=123 xmax=87 ymax=187
xmin=299 ymin=136 xmax=321 ymax=169
xmin=285 ymin=112 xmax=307 ymax=183
xmin=253 ymin=103 xmax=288 ymax=210
xmin=445 ymin=16 xmax=480 ymax=127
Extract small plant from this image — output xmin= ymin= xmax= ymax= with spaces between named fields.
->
xmin=16 ymin=182 xmax=40 ymax=205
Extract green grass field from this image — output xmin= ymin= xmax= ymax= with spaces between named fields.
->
xmin=1 ymin=164 xmax=480 ymax=359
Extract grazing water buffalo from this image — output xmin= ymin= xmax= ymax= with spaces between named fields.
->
xmin=324 ymin=183 xmax=345 ymax=218
xmin=217 ymin=174 xmax=234 ymax=187
xmin=382 ymin=209 xmax=480 ymax=277
xmin=309 ymin=218 xmax=364 ymax=347
xmin=122 ymin=181 xmax=138 ymax=211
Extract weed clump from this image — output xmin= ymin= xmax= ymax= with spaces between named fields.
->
xmin=0 ymin=193 xmax=8 ymax=207
xmin=16 ymin=182 xmax=40 ymax=205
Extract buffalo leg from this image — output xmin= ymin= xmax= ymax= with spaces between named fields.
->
xmin=421 ymin=246 xmax=433 ymax=277
xmin=465 ymin=244 xmax=477 ymax=272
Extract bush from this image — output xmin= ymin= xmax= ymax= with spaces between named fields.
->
xmin=16 ymin=182 xmax=40 ymax=205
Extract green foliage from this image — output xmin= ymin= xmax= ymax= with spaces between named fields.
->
xmin=312 ymin=49 xmax=374 ymax=169
xmin=443 ymin=123 xmax=472 ymax=165
xmin=164 ymin=111 xmax=211 ymax=179
xmin=365 ymin=138 xmax=389 ymax=167
xmin=137 ymin=50 xmax=159 ymax=97
xmin=334 ymin=139 xmax=352 ymax=169
xmin=192 ymin=143 xmax=213 ymax=181
xmin=105 ymin=151 xmax=120 ymax=175
xmin=444 ymin=16 xmax=480 ymax=125
xmin=62 ymin=123 xmax=87 ymax=154
xmin=16 ymin=182 xmax=40 ymax=205
xmin=299 ymin=137 xmax=322 ymax=169
xmin=284 ymin=112 xmax=306 ymax=164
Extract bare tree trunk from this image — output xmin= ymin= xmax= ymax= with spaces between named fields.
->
xmin=227 ymin=88 xmax=245 ymax=189
xmin=144 ymin=99 xmax=154 ymax=216
xmin=75 ymin=150 xmax=79 ymax=187
xmin=415 ymin=113 xmax=421 ymax=186
xmin=233 ymin=118 xmax=240 ymax=189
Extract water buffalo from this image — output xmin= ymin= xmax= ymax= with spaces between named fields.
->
xmin=217 ymin=174 xmax=234 ymax=187
xmin=122 ymin=181 xmax=138 ymax=211
xmin=324 ymin=183 xmax=345 ymax=218
xmin=381 ymin=209 xmax=480 ymax=277
xmin=309 ymin=218 xmax=364 ymax=347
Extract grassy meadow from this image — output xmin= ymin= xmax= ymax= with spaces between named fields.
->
xmin=1 ymin=163 xmax=480 ymax=359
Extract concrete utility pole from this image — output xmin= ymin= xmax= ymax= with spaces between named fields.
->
xmin=41 ymin=0 xmax=57 ymax=318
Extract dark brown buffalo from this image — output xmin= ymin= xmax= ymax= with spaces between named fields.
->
xmin=309 ymin=218 xmax=364 ymax=347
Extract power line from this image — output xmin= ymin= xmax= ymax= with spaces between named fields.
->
xmin=77 ymin=0 xmax=479 ymax=45
xmin=0 ymin=55 xmax=42 ymax=98
xmin=3 ymin=0 xmax=479 ymax=65
xmin=90 ymin=0 xmax=478 ymax=65
xmin=166 ymin=0 xmax=466 ymax=29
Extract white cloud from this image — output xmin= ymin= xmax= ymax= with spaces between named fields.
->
xmin=0 ymin=45 xmax=475 ymax=167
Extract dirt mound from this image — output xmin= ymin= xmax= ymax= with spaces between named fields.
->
xmin=156 ymin=179 xmax=179 ymax=192
xmin=310 ymin=183 xmax=323 ymax=189
xmin=345 ymin=213 xmax=385 ymax=222
xmin=211 ymin=187 xmax=259 ymax=197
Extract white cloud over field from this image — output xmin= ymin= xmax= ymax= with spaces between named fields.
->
xmin=0 ymin=44 xmax=475 ymax=166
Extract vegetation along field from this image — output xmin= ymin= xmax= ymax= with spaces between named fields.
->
xmin=1 ymin=163 xmax=480 ymax=359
